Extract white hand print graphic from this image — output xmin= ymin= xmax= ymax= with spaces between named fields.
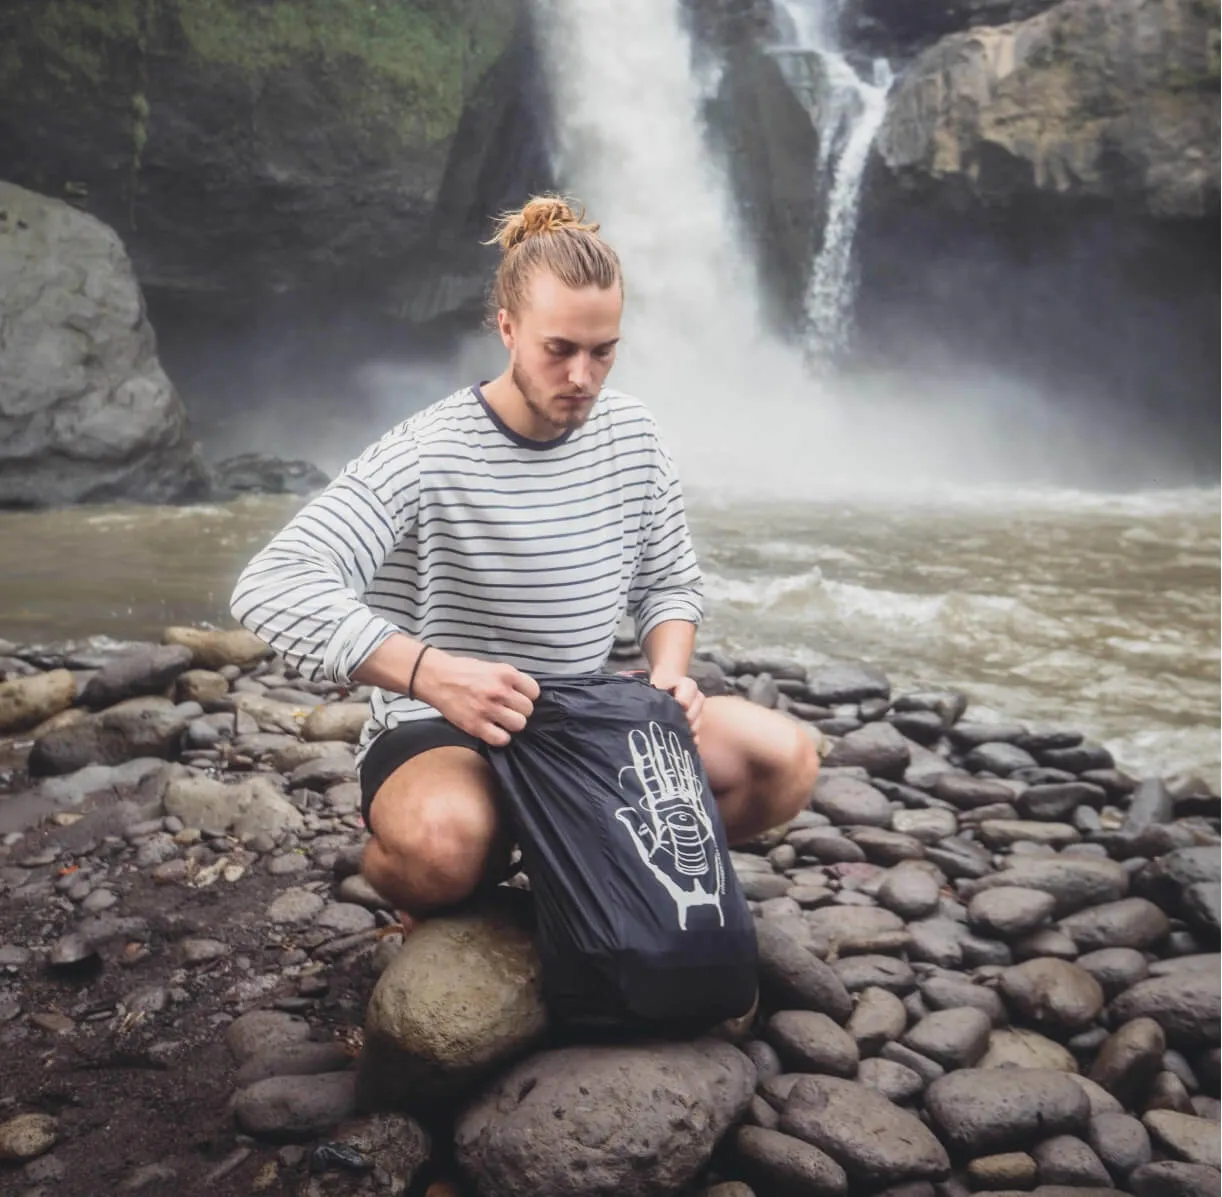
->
xmin=615 ymin=720 xmax=726 ymax=930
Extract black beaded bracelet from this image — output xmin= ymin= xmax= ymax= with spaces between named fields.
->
xmin=408 ymin=644 xmax=431 ymax=700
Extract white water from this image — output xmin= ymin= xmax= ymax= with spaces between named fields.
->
xmin=775 ymin=0 xmax=893 ymax=362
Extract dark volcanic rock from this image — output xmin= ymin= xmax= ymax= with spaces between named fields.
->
xmin=453 ymin=1040 xmax=756 ymax=1197
xmin=1058 ymin=899 xmax=1171 ymax=952
xmin=823 ymin=722 xmax=911 ymax=779
xmin=80 ymin=644 xmax=194 ymax=707
xmin=210 ymin=454 xmax=330 ymax=499
xmin=1109 ymin=971 xmax=1221 ymax=1048
xmin=233 ymin=1071 xmax=358 ymax=1138
xmin=766 ymin=1010 xmax=859 ymax=1076
xmin=999 ymin=959 xmax=1104 ymax=1032
xmin=805 ymin=662 xmax=891 ymax=705
xmin=780 ymin=1074 xmax=951 ymax=1185
xmin=754 ymin=920 xmax=854 ymax=1022
xmin=966 ymin=858 xmax=1129 ymax=916
xmin=810 ymin=773 xmax=893 ymax=827
xmin=924 ymin=1069 xmax=1091 ymax=1154
xmin=29 ymin=698 xmax=188 ymax=775
xmin=733 ymin=1125 xmax=848 ymax=1197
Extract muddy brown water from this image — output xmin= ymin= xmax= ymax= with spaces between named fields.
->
xmin=1 ymin=486 xmax=1217 ymax=789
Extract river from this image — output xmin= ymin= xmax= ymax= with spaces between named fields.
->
xmin=2 ymin=485 xmax=1216 ymax=790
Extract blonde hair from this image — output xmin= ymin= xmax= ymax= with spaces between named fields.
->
xmin=485 ymin=194 xmax=623 ymax=318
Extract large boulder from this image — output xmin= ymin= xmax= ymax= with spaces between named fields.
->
xmin=876 ymin=0 xmax=1220 ymax=218
xmin=357 ymin=891 xmax=547 ymax=1112
xmin=454 ymin=1039 xmax=756 ymax=1197
xmin=0 ymin=182 xmax=208 ymax=507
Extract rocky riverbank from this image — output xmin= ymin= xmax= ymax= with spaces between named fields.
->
xmin=0 ymin=629 xmax=1218 ymax=1197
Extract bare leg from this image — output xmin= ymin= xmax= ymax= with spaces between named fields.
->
xmin=360 ymin=745 xmax=512 ymax=918
xmin=698 ymin=696 xmax=820 ymax=843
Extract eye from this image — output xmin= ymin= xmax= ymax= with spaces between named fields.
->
xmin=594 ymin=345 xmax=615 ymax=360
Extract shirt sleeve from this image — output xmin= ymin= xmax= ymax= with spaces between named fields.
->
xmin=626 ymin=431 xmax=704 ymax=645
xmin=229 ymin=429 xmax=420 ymax=684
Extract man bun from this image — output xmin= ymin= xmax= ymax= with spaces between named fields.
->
xmin=489 ymin=195 xmax=601 ymax=251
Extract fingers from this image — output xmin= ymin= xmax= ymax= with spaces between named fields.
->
xmin=510 ymin=669 xmax=541 ymax=701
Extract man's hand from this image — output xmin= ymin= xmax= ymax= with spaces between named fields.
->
xmin=415 ymin=650 xmax=539 ymax=747
xmin=649 ymin=669 xmax=705 ymax=741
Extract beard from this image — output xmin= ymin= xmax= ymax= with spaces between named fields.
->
xmin=513 ymin=363 xmax=595 ymax=434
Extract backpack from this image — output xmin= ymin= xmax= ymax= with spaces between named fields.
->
xmin=488 ymin=673 xmax=758 ymax=1030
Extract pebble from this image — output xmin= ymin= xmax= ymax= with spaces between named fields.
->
xmin=1143 ymin=1110 xmax=1221 ymax=1168
xmin=846 ymin=986 xmax=908 ymax=1054
xmin=754 ymin=921 xmax=853 ymax=1022
xmin=733 ymin=1125 xmax=848 ymax=1197
xmin=181 ymin=938 xmax=231 ymax=965
xmin=856 ymin=1057 xmax=924 ymax=1103
xmin=1075 ymin=947 xmax=1150 ymax=998
xmin=967 ymin=1152 xmax=1039 ymax=1189
xmin=0 ymin=1113 xmax=58 ymax=1161
xmin=234 ymin=1071 xmax=358 ymax=1137
xmin=968 ymin=886 xmax=1057 ymax=937
xmin=1088 ymin=1111 xmax=1152 ymax=1177
xmin=313 ymin=902 xmax=376 ymax=935
xmin=266 ymin=887 xmax=326 ymax=924
xmin=924 ymin=1068 xmax=1090 ymax=1153
xmin=766 ymin=1010 xmax=859 ymax=1077
xmin=901 ymin=1007 xmax=992 ymax=1070
xmin=999 ymin=958 xmax=1105 ymax=1031
xmin=1109 ymin=971 xmax=1221 ymax=1048
xmin=1130 ymin=1161 xmax=1222 ymax=1197
xmin=224 ymin=1010 xmax=312 ymax=1064
xmin=1059 ymin=898 xmax=1172 ymax=951
xmin=876 ymin=866 xmax=941 ymax=920
xmin=1089 ymin=1017 xmax=1166 ymax=1106
xmin=1032 ymin=1134 xmax=1114 ymax=1186
xmin=919 ymin=976 xmax=1007 ymax=1025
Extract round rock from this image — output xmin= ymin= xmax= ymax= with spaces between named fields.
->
xmin=968 ymin=887 xmax=1057 ymax=938
xmin=1109 ymin=972 xmax=1221 ymax=1048
xmin=0 ymin=1113 xmax=58 ymax=1161
xmin=924 ymin=1068 xmax=1091 ymax=1154
xmin=766 ymin=1010 xmax=859 ymax=1077
xmin=733 ymin=1126 xmax=848 ymax=1197
xmin=1059 ymin=898 xmax=1171 ymax=952
xmin=901 ymin=1007 xmax=992 ymax=1070
xmin=999 ymin=958 xmax=1104 ymax=1032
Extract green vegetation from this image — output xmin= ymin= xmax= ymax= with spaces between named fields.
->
xmin=0 ymin=0 xmax=518 ymax=147
xmin=175 ymin=0 xmax=517 ymax=144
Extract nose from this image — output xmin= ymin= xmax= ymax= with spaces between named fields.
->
xmin=568 ymin=353 xmax=595 ymax=394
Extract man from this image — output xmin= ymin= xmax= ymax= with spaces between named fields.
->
xmin=231 ymin=195 xmax=819 ymax=922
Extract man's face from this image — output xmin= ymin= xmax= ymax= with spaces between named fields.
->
xmin=498 ymin=271 xmax=623 ymax=436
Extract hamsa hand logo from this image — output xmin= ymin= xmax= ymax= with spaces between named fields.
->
xmin=615 ymin=721 xmax=726 ymax=930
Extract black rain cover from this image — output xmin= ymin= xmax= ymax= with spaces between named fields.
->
xmin=488 ymin=673 xmax=758 ymax=1029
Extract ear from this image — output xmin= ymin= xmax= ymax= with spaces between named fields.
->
xmin=496 ymin=308 xmax=514 ymax=350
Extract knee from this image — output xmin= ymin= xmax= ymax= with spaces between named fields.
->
xmin=364 ymin=794 xmax=500 ymax=908
xmin=775 ymin=722 xmax=820 ymax=820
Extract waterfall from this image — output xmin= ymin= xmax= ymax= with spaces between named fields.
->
xmin=775 ymin=0 xmax=893 ymax=364
xmin=527 ymin=0 xmax=821 ymax=487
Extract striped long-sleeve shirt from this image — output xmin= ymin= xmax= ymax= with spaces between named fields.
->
xmin=230 ymin=383 xmax=703 ymax=755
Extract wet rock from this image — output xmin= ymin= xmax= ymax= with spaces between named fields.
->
xmin=824 ymin=722 xmax=910 ymax=780
xmin=924 ymin=1069 xmax=1091 ymax=1153
xmin=359 ymin=892 xmax=546 ymax=1111
xmin=0 ymin=1113 xmax=58 ymax=1161
xmin=301 ymin=703 xmax=369 ymax=744
xmin=1088 ymin=1018 xmax=1165 ymax=1106
xmin=965 ymin=742 xmax=1039 ymax=776
xmin=455 ymin=1039 xmax=755 ymax=1197
xmin=980 ymin=820 xmax=1080 ymax=849
xmin=902 ymin=1007 xmax=992 ymax=1070
xmin=1075 ymin=948 xmax=1149 ymax=998
xmin=1000 ymin=959 xmax=1103 ymax=1032
xmin=847 ymin=986 xmax=909 ymax=1054
xmin=806 ymin=662 xmax=890 ymax=706
xmin=1109 ymin=971 xmax=1221 ymax=1048
xmin=80 ymin=645 xmax=193 ymax=707
xmin=780 ymin=1074 xmax=951 ymax=1185
xmin=789 ymin=828 xmax=865 ymax=864
xmin=931 ymin=774 xmax=1016 ymax=811
xmin=877 ymin=865 xmax=942 ymax=920
xmin=267 ymin=888 xmax=326 ymax=925
xmin=1018 ymin=783 xmax=1107 ymax=821
xmin=848 ymin=827 xmax=927 ymax=865
xmin=225 ymin=1010 xmax=312 ymax=1065
xmin=968 ymin=887 xmax=1058 ymax=938
xmin=0 ymin=669 xmax=76 ymax=735
xmin=314 ymin=902 xmax=376 ymax=936
xmin=834 ymin=955 xmax=916 ymax=994
xmin=754 ymin=920 xmax=853 ymax=1022
xmin=29 ymin=698 xmax=188 ymax=775
xmin=235 ymin=1041 xmax=355 ymax=1088
xmin=1182 ymin=883 xmax=1221 ymax=936
xmin=1032 ymin=1134 xmax=1113 ymax=1186
xmin=811 ymin=774 xmax=893 ymax=827
xmin=163 ymin=627 xmax=271 ymax=671
xmin=892 ymin=808 xmax=958 ymax=842
xmin=1066 ymin=1075 xmax=1123 ymax=1116
xmin=1088 ymin=1112 xmax=1152 ymax=1177
xmin=906 ymin=918 xmax=969 ymax=968
xmin=740 ymin=872 xmax=794 ymax=901
xmin=879 ymin=1042 xmax=944 ymax=1087
xmin=766 ymin=1010 xmax=859 ymax=1077
xmin=1123 ymin=778 xmax=1175 ymax=832
xmin=1129 ymin=1161 xmax=1221 ymax=1197
xmin=1059 ymin=899 xmax=1171 ymax=952
xmin=857 ymin=1057 xmax=925 ymax=1103
xmin=966 ymin=857 xmax=1129 ymax=916
xmin=807 ymin=906 xmax=906 ymax=956
xmin=164 ymin=775 xmax=303 ymax=841
xmin=733 ymin=1126 xmax=848 ymax=1197
xmin=1013 ymin=927 xmax=1080 ymax=962
xmin=968 ymin=1152 xmax=1039 ymax=1189
xmin=175 ymin=669 xmax=230 ymax=707
xmin=920 ymin=977 xmax=1007 ymax=1025
xmin=1143 ymin=1110 xmax=1221 ymax=1168
xmin=234 ymin=1071 xmax=357 ymax=1139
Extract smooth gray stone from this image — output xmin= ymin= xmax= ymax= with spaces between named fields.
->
xmin=733 ymin=1125 xmax=848 ymax=1197
xmin=1032 ymin=1134 xmax=1114 ymax=1187
xmin=1088 ymin=1112 xmax=1152 ymax=1178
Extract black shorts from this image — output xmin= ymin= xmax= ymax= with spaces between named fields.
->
xmin=358 ymin=719 xmax=488 ymax=826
